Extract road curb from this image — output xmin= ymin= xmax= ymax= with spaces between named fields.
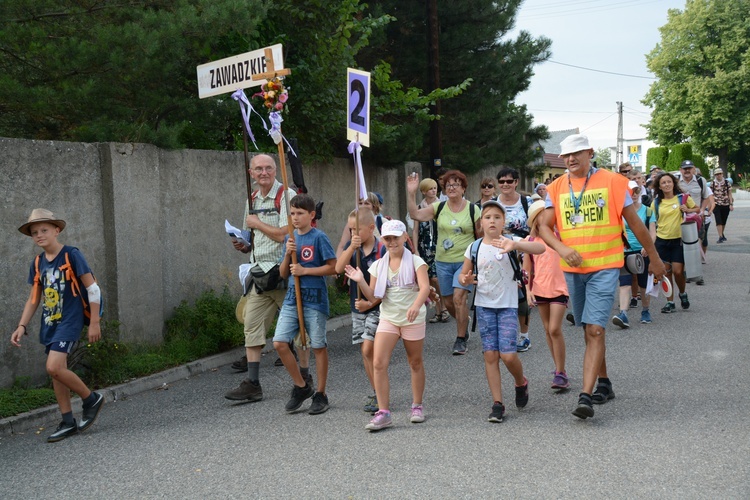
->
xmin=0 ymin=314 xmax=352 ymax=437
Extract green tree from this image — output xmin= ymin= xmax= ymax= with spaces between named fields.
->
xmin=665 ymin=143 xmax=692 ymax=172
xmin=361 ymin=0 xmax=552 ymax=172
xmin=646 ymin=146 xmax=669 ymax=169
xmin=643 ymin=0 xmax=750 ymax=173
xmin=595 ymin=147 xmax=612 ymax=167
xmin=0 ymin=0 xmax=267 ymax=149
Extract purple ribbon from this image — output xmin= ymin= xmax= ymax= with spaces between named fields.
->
xmin=231 ymin=89 xmax=266 ymax=149
xmin=348 ymin=140 xmax=367 ymax=204
xmin=268 ymin=111 xmax=297 ymax=157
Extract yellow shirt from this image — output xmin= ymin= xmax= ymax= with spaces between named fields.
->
xmin=652 ymin=194 xmax=696 ymax=240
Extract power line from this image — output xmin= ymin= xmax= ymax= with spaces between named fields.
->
xmin=528 ymin=108 xmax=612 ymax=114
xmin=581 ymin=112 xmax=618 ymax=132
xmin=623 ymin=104 xmax=652 ymax=115
xmin=547 ymin=59 xmax=657 ymax=80
xmin=518 ymin=0 xmax=663 ymax=20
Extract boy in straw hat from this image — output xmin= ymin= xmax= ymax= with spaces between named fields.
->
xmin=11 ymin=208 xmax=104 ymax=442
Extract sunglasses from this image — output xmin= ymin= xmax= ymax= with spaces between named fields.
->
xmin=496 ymin=179 xmax=516 ymax=185
xmin=620 ymin=169 xmax=632 ymax=174
xmin=481 ymin=184 xmax=494 ymax=189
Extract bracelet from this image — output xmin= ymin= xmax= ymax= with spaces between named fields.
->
xmin=18 ymin=324 xmax=26 ymax=334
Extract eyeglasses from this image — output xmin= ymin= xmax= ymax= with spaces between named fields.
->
xmin=481 ymin=184 xmax=494 ymax=189
xmin=251 ymin=166 xmax=275 ymax=173
xmin=496 ymin=179 xmax=516 ymax=185
xmin=445 ymin=183 xmax=462 ymax=190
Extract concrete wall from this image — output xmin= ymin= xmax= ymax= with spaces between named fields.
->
xmin=0 ymin=137 xmax=509 ymax=388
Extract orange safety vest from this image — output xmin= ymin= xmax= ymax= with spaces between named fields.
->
xmin=547 ymin=169 xmax=629 ymax=274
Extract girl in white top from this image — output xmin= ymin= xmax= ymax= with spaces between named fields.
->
xmin=345 ymin=219 xmax=430 ymax=431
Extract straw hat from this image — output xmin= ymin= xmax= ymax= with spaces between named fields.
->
xmin=527 ymin=200 xmax=547 ymax=229
xmin=18 ymin=208 xmax=66 ymax=236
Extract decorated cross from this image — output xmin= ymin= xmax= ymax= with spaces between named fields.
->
xmin=252 ymin=48 xmax=291 ymax=82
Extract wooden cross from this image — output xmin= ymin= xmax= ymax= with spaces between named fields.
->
xmin=252 ymin=48 xmax=291 ymax=82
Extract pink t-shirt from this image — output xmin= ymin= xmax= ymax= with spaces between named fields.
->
xmin=526 ymin=236 xmax=568 ymax=298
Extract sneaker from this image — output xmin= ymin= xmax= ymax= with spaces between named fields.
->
xmin=224 ymin=379 xmax=263 ymax=402
xmin=364 ymin=395 xmax=378 ymax=413
xmin=612 ymin=311 xmax=630 ymax=329
xmin=566 ymin=313 xmax=575 ymax=325
xmin=661 ymin=301 xmax=676 ymax=314
xmin=592 ymin=379 xmax=615 ymax=404
xmin=640 ymin=310 xmax=652 ymax=324
xmin=303 ymin=372 xmax=314 ymax=388
xmin=572 ymin=393 xmax=595 ymax=419
xmin=48 ymin=420 xmax=78 ymax=442
xmin=488 ymin=402 xmax=505 ymax=423
xmin=516 ymin=337 xmax=530 ymax=352
xmin=695 ymin=278 xmax=704 ymax=286
xmin=365 ymin=410 xmax=393 ymax=431
xmin=231 ymin=355 xmax=248 ymax=372
xmin=428 ymin=313 xmax=441 ymax=323
xmin=410 ymin=404 xmax=425 ymax=423
xmin=551 ymin=371 xmax=571 ymax=390
xmin=679 ymin=292 xmax=690 ymax=310
xmin=285 ymin=383 xmax=314 ymax=412
xmin=78 ymin=392 xmax=104 ymax=432
xmin=308 ymin=392 xmax=330 ymax=415
xmin=452 ymin=336 xmax=467 ymax=355
xmin=629 ymin=297 xmax=638 ymax=309
xmin=515 ymin=378 xmax=529 ymax=408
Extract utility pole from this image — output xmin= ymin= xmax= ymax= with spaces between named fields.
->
xmin=427 ymin=0 xmax=442 ymax=178
xmin=616 ymin=101 xmax=623 ymax=166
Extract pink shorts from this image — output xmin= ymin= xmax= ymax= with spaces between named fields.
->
xmin=376 ymin=318 xmax=426 ymax=341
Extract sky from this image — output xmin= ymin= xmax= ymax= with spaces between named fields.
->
xmin=511 ymin=0 xmax=687 ymax=151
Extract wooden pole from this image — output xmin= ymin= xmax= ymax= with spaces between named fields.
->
xmin=354 ymin=137 xmax=361 ymax=300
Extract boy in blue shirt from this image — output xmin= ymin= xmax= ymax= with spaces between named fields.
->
xmin=273 ymin=194 xmax=337 ymax=415
xmin=11 ymin=209 xmax=105 ymax=442
xmin=335 ymin=207 xmax=385 ymax=413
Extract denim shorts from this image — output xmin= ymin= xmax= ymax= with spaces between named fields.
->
xmin=272 ymin=305 xmax=327 ymax=349
xmin=564 ymin=268 xmax=619 ymax=329
xmin=351 ymin=309 xmax=380 ymax=344
xmin=435 ymin=260 xmax=472 ymax=297
xmin=475 ymin=306 xmax=518 ymax=354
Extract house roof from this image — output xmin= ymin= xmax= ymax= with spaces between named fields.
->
xmin=541 ymin=128 xmax=580 ymax=155
xmin=543 ymin=153 xmax=566 ymax=170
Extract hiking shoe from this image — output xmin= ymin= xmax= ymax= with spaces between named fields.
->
xmin=78 ymin=392 xmax=104 ymax=432
xmin=308 ymin=392 xmax=330 ymax=415
xmin=629 ymin=297 xmax=638 ymax=309
xmin=452 ymin=336 xmax=467 ymax=355
xmin=572 ymin=393 xmax=595 ymax=419
xmin=365 ymin=410 xmax=393 ymax=431
xmin=640 ymin=310 xmax=652 ymax=324
xmin=488 ymin=402 xmax=505 ymax=423
xmin=515 ymin=378 xmax=529 ymax=408
xmin=224 ymin=380 xmax=263 ymax=402
xmin=285 ymin=383 xmax=314 ymax=412
xmin=566 ymin=313 xmax=575 ymax=325
xmin=231 ymin=355 xmax=248 ymax=371
xmin=516 ymin=337 xmax=530 ymax=352
xmin=551 ymin=371 xmax=571 ymax=390
xmin=661 ymin=301 xmax=676 ymax=314
xmin=679 ymin=292 xmax=690 ymax=309
xmin=410 ymin=404 xmax=425 ymax=423
xmin=592 ymin=380 xmax=615 ymax=404
xmin=48 ymin=420 xmax=78 ymax=443
xmin=612 ymin=311 xmax=630 ymax=329
xmin=364 ymin=395 xmax=378 ymax=413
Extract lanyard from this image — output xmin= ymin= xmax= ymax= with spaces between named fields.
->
xmin=568 ymin=168 xmax=593 ymax=215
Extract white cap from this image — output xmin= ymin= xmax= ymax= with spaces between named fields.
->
xmin=559 ymin=134 xmax=592 ymax=156
xmin=380 ymin=219 xmax=407 ymax=237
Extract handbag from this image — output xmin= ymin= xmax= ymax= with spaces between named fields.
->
xmin=250 ymin=264 xmax=285 ymax=293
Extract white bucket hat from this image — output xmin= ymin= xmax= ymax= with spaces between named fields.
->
xmin=559 ymin=134 xmax=592 ymax=156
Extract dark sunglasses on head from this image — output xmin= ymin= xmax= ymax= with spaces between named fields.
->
xmin=496 ymin=179 xmax=515 ymax=185
xmin=481 ymin=184 xmax=494 ymax=188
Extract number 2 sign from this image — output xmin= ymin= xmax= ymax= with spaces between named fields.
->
xmin=347 ymin=68 xmax=370 ymax=147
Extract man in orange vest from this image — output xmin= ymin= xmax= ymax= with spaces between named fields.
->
xmin=538 ymin=134 xmax=666 ymax=419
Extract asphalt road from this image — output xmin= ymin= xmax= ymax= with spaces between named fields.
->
xmin=1 ymin=209 xmax=749 ymax=499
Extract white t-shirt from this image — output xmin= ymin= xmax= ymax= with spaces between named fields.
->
xmin=369 ymin=254 xmax=427 ymax=326
xmin=464 ymin=240 xmax=518 ymax=309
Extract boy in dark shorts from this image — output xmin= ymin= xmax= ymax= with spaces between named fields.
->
xmin=11 ymin=209 xmax=104 ymax=442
